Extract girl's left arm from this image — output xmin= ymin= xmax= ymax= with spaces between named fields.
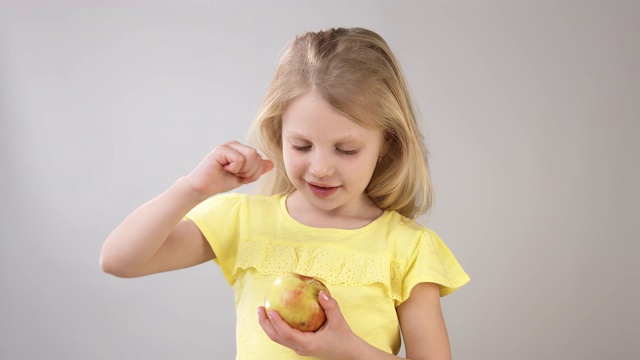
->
xmin=257 ymin=282 xmax=451 ymax=360
xmin=396 ymin=282 xmax=452 ymax=360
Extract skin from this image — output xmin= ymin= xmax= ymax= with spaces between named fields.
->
xmin=280 ymin=90 xmax=385 ymax=230
xmin=99 ymin=91 xmax=452 ymax=359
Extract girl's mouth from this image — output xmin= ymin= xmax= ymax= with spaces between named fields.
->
xmin=307 ymin=183 xmax=339 ymax=197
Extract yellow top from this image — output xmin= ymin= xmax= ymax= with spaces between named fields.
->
xmin=186 ymin=193 xmax=469 ymax=360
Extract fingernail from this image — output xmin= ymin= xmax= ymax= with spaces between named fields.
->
xmin=321 ymin=291 xmax=329 ymax=301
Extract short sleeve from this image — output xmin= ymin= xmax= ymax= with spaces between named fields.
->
xmin=402 ymin=229 xmax=470 ymax=300
xmin=184 ymin=193 xmax=242 ymax=285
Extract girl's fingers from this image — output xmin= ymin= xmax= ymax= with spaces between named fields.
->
xmin=240 ymin=159 xmax=274 ymax=183
xmin=318 ymin=290 xmax=342 ymax=322
xmin=265 ymin=309 xmax=292 ymax=339
xmin=186 ymin=141 xmax=273 ymax=197
xmin=220 ymin=142 xmax=273 ymax=181
xmin=259 ymin=308 xmax=299 ymax=338
xmin=215 ymin=142 xmax=246 ymax=172
xmin=258 ymin=307 xmax=300 ymax=350
xmin=257 ymin=307 xmax=280 ymax=341
xmin=261 ymin=159 xmax=275 ymax=174
xmin=209 ymin=145 xmax=269 ymax=183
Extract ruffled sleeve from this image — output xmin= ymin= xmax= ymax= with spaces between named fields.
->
xmin=401 ymin=229 xmax=470 ymax=300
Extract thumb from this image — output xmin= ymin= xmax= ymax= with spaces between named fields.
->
xmin=262 ymin=159 xmax=274 ymax=174
xmin=318 ymin=291 xmax=343 ymax=321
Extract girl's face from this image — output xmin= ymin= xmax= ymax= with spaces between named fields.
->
xmin=281 ymin=91 xmax=385 ymax=220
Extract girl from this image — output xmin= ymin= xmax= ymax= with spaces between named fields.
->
xmin=101 ymin=27 xmax=469 ymax=360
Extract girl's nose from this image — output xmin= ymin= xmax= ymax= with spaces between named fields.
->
xmin=309 ymin=151 xmax=334 ymax=178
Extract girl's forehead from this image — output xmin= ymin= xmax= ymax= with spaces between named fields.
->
xmin=282 ymin=119 xmax=383 ymax=146
xmin=284 ymin=129 xmax=365 ymax=143
xmin=281 ymin=91 xmax=379 ymax=134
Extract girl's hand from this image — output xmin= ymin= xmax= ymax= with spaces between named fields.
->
xmin=257 ymin=291 xmax=363 ymax=360
xmin=184 ymin=141 xmax=274 ymax=199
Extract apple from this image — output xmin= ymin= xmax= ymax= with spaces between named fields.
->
xmin=264 ymin=272 xmax=330 ymax=332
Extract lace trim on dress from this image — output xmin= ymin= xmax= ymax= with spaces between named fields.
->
xmin=233 ymin=240 xmax=406 ymax=302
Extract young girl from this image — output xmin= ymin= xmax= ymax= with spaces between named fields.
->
xmin=101 ymin=27 xmax=469 ymax=360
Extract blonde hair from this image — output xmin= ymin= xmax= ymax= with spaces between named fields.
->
xmin=248 ymin=27 xmax=433 ymax=219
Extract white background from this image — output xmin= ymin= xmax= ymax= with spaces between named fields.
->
xmin=1 ymin=1 xmax=638 ymax=359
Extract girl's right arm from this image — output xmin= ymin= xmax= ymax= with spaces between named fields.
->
xmin=99 ymin=141 xmax=274 ymax=278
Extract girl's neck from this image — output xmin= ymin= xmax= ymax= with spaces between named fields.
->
xmin=285 ymin=191 xmax=384 ymax=230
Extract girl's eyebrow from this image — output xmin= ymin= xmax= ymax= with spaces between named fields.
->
xmin=284 ymin=131 xmax=357 ymax=143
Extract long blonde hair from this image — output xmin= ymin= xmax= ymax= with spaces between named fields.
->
xmin=248 ymin=27 xmax=433 ymax=219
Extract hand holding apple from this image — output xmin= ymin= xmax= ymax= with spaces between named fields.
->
xmin=264 ymin=272 xmax=330 ymax=332
xmin=258 ymin=280 xmax=364 ymax=359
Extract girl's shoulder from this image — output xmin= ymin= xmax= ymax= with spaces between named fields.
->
xmin=186 ymin=193 xmax=284 ymax=227
xmin=377 ymin=210 xmax=430 ymax=239
xmin=196 ymin=192 xmax=282 ymax=209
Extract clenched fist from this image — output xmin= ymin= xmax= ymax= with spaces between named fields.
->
xmin=185 ymin=141 xmax=274 ymax=198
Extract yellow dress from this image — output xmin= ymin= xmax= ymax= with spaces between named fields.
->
xmin=186 ymin=193 xmax=470 ymax=359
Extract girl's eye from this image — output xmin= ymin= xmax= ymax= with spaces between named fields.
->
xmin=338 ymin=148 xmax=358 ymax=155
xmin=292 ymin=145 xmax=311 ymax=152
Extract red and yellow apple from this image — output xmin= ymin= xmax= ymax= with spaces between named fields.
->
xmin=264 ymin=272 xmax=330 ymax=332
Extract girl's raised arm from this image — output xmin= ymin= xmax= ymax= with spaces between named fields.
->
xmin=99 ymin=141 xmax=273 ymax=278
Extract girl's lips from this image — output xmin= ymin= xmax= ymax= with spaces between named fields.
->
xmin=307 ymin=183 xmax=339 ymax=197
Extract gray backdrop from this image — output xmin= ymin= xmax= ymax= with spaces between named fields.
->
xmin=1 ymin=1 xmax=638 ymax=359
